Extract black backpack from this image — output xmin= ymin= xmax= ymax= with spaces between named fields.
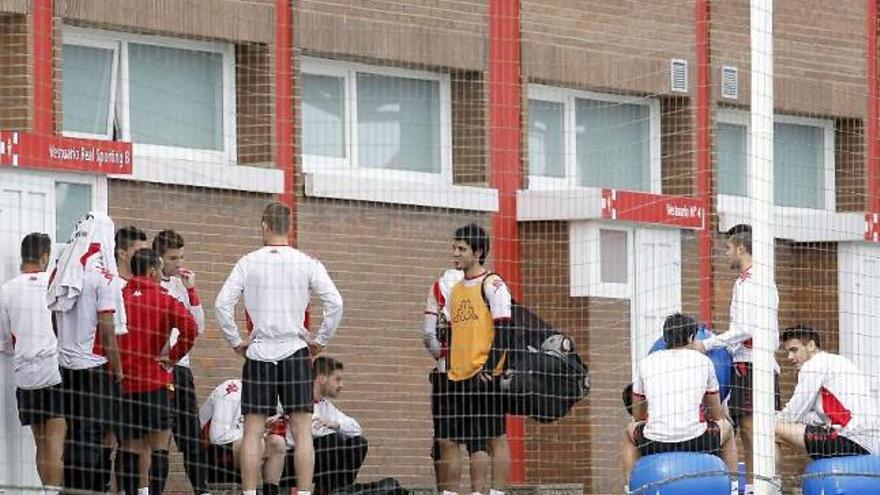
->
xmin=481 ymin=275 xmax=591 ymax=423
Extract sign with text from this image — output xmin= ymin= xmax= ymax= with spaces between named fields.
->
xmin=0 ymin=131 xmax=132 ymax=174
xmin=601 ymin=188 xmax=706 ymax=230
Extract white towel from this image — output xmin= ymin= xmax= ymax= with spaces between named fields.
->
xmin=47 ymin=212 xmax=126 ymax=334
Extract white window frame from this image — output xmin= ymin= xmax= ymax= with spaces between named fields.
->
xmin=60 ymin=34 xmax=120 ymax=141
xmin=570 ymin=222 xmax=634 ymax=299
xmin=300 ymin=57 xmax=453 ymax=184
xmin=716 ymin=109 xmax=836 ymax=212
xmin=62 ymin=26 xmax=237 ymax=166
xmin=527 ymin=84 xmax=662 ymax=193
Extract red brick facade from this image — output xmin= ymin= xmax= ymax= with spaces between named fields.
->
xmin=0 ymin=1 xmax=875 ymax=494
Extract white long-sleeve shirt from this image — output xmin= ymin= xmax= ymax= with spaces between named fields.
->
xmin=160 ymin=276 xmax=205 ymax=368
xmin=422 ymin=269 xmax=463 ymax=364
xmin=777 ymin=352 xmax=879 ymax=453
xmin=198 ymin=379 xmax=244 ymax=446
xmin=702 ymin=266 xmax=779 ymax=364
xmin=313 ymin=397 xmax=363 ymax=438
xmin=0 ymin=272 xmax=62 ymax=390
xmin=215 ymin=246 xmax=343 ymax=362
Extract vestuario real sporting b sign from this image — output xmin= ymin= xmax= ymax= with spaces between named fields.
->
xmin=0 ymin=131 xmax=132 ymax=175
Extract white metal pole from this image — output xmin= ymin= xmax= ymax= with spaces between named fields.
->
xmin=750 ymin=1 xmax=779 ymax=494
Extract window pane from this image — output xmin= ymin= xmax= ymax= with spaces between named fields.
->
xmin=302 ymin=74 xmax=346 ymax=158
xmin=62 ymin=45 xmax=114 ymax=136
xmin=774 ymin=122 xmax=825 ymax=208
xmin=55 ymin=183 xmax=91 ymax=242
xmin=356 ymin=73 xmax=441 ymax=173
xmin=129 ymin=43 xmax=224 ymax=150
xmin=576 ymin=99 xmax=650 ymax=191
xmin=528 ymin=99 xmax=565 ymax=178
xmin=717 ymin=123 xmax=748 ymax=196
xmin=600 ymin=229 xmax=628 ymax=284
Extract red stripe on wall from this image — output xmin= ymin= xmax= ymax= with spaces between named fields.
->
xmin=32 ymin=0 xmax=54 ymax=135
xmin=276 ymin=0 xmax=296 ymax=245
xmin=489 ymin=0 xmax=525 ymax=483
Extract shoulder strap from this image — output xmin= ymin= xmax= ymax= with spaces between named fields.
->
xmin=480 ymin=271 xmax=499 ymax=306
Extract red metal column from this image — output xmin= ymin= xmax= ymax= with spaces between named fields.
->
xmin=32 ymin=0 xmax=54 ymax=135
xmin=696 ymin=0 xmax=714 ymax=324
xmin=489 ymin=0 xmax=525 ymax=483
xmin=276 ymin=0 xmax=296 ymax=244
xmin=868 ymin=0 xmax=879 ymax=213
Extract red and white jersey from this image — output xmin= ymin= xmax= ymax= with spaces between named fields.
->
xmin=422 ymin=269 xmax=464 ymax=366
xmin=454 ymin=271 xmax=512 ymax=320
xmin=215 ymin=246 xmax=343 ymax=362
xmin=199 ymin=379 xmax=244 ymax=446
xmin=56 ymin=256 xmax=125 ymax=370
xmin=633 ymin=348 xmax=720 ymax=443
xmin=160 ymin=276 xmax=205 ymax=368
xmin=0 ymin=271 xmax=62 ymax=390
xmin=777 ymin=352 xmax=879 ymax=453
xmin=703 ymin=266 xmax=779 ymax=364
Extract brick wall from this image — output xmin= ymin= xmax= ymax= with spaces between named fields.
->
xmin=295 ymin=198 xmax=490 ymax=485
xmin=0 ymin=13 xmax=29 ymax=130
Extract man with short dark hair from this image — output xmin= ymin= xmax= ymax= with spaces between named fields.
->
xmin=775 ymin=326 xmax=878 ymax=460
xmin=152 ymin=229 xmax=210 ymax=495
xmin=436 ymin=224 xmax=511 ymax=495
xmin=0 ymin=233 xmax=65 ymax=493
xmin=691 ymin=224 xmax=779 ymax=480
xmin=310 ymin=356 xmax=367 ymax=492
xmin=216 ymin=202 xmax=343 ymax=495
xmin=622 ymin=313 xmax=737 ymax=488
xmin=116 ymin=248 xmax=199 ymax=495
xmin=115 ymin=226 xmax=149 ymax=281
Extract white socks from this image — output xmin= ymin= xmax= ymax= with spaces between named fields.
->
xmin=442 ymin=491 xmax=459 ymax=495
xmin=489 ymin=490 xmax=505 ymax=495
xmin=243 ymin=490 xmax=257 ymax=495
xmin=300 ymin=491 xmax=312 ymax=495
xmin=137 ymin=489 xmax=149 ymax=495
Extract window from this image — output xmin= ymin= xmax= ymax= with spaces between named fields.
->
xmin=570 ymin=222 xmax=633 ymax=299
xmin=715 ymin=110 xmax=835 ymax=210
xmin=527 ymin=85 xmax=660 ymax=192
xmin=62 ymin=27 xmax=236 ymax=162
xmin=55 ymin=182 xmax=92 ymax=242
xmin=301 ymin=59 xmax=451 ymax=181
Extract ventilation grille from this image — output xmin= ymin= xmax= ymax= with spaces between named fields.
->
xmin=671 ymin=59 xmax=688 ymax=93
xmin=722 ymin=65 xmax=739 ymax=99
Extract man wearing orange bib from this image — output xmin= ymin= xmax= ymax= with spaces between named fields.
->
xmin=436 ymin=224 xmax=512 ymax=495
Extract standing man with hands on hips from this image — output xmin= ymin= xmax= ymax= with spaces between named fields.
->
xmin=215 ymin=202 xmax=344 ymax=495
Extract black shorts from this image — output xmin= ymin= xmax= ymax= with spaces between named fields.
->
xmin=804 ymin=425 xmax=870 ymax=460
xmin=61 ymin=366 xmax=119 ymax=433
xmin=116 ymin=388 xmax=172 ymax=440
xmin=434 ymin=374 xmax=506 ymax=452
xmin=206 ymin=442 xmax=240 ymax=484
xmin=729 ymin=362 xmax=781 ymax=425
xmin=242 ymin=348 xmax=313 ymax=416
xmin=16 ymin=384 xmax=65 ymax=426
xmin=633 ymin=421 xmax=722 ymax=457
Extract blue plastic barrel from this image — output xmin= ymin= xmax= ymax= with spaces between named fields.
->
xmin=629 ymin=452 xmax=731 ymax=495
xmin=802 ymin=455 xmax=880 ymax=495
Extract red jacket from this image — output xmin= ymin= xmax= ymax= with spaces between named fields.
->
xmin=119 ymin=276 xmax=198 ymax=393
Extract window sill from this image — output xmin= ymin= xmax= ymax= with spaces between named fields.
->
xmin=517 ymin=187 xmax=605 ymax=221
xmin=109 ymin=155 xmax=284 ymax=194
xmin=718 ymin=195 xmax=865 ymax=242
xmin=304 ymin=171 xmax=498 ymax=212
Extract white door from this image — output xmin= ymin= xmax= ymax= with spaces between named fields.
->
xmin=839 ymin=243 xmax=880 ymax=395
xmin=0 ymin=168 xmax=106 ymax=490
xmin=631 ymin=228 xmax=682 ymax=378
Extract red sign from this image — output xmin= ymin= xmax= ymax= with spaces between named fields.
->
xmin=0 ymin=131 xmax=132 ymax=174
xmin=867 ymin=212 xmax=880 ymax=242
xmin=601 ymin=188 xmax=706 ymax=230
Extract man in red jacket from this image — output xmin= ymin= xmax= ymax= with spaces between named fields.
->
xmin=116 ymin=248 xmax=198 ymax=495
